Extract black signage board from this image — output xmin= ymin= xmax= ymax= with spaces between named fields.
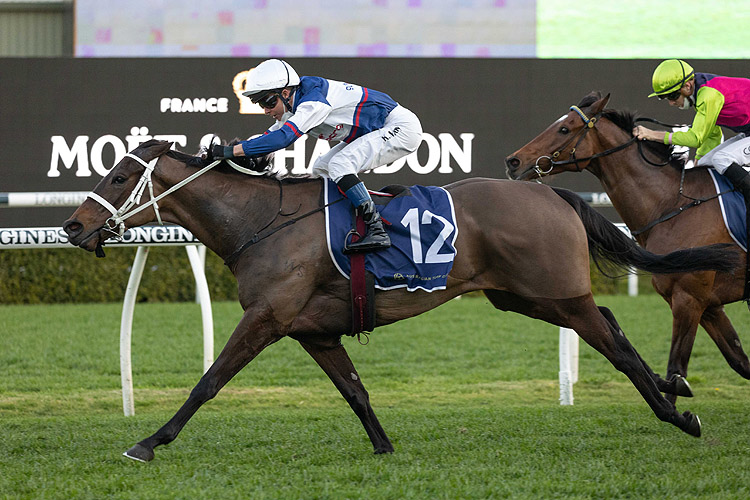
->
xmin=2 ymin=57 xmax=746 ymax=227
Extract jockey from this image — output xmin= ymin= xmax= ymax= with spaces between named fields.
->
xmin=633 ymin=59 xmax=750 ymax=206
xmin=213 ymin=59 xmax=423 ymax=254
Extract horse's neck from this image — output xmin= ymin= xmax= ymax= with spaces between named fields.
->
xmin=158 ymin=167 xmax=291 ymax=261
xmin=592 ymin=137 xmax=682 ymax=234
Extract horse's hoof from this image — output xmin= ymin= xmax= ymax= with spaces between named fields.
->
xmin=373 ymin=445 xmax=394 ymax=455
xmin=682 ymin=411 xmax=702 ymax=438
xmin=671 ymin=374 xmax=694 ymax=398
xmin=123 ymin=443 xmax=155 ymax=462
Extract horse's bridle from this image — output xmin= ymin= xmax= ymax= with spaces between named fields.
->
xmin=87 ymin=152 xmax=221 ymax=240
xmin=530 ymin=105 xmax=640 ymax=178
xmin=85 ymin=148 xmax=339 ymax=264
xmin=529 ymin=108 xmax=732 ymax=238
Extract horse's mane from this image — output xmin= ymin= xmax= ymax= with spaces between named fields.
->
xmin=136 ymin=138 xmax=316 ymax=184
xmin=576 ymin=93 xmax=688 ymax=170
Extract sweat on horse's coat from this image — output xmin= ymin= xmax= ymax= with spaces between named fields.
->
xmin=63 ymin=139 xmax=736 ymax=461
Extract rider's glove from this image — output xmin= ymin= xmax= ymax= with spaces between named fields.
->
xmin=211 ymin=145 xmax=234 ymax=160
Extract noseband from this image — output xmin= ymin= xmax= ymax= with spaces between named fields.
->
xmin=532 ymin=105 xmax=638 ymax=178
xmin=87 ymin=152 xmax=221 ymax=239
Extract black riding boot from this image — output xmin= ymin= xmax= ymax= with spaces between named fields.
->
xmin=724 ymin=163 xmax=750 ymax=198
xmin=723 ymin=163 xmax=750 ymax=300
xmin=344 ymin=199 xmax=391 ymax=254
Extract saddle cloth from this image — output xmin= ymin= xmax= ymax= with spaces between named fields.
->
xmin=324 ymin=179 xmax=458 ymax=292
xmin=709 ymin=168 xmax=747 ymax=251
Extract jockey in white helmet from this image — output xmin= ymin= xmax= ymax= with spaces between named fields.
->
xmin=213 ymin=58 xmax=423 ymax=254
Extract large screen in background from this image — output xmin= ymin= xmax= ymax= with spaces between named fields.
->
xmin=74 ymin=0 xmax=747 ymax=59
xmin=3 ymin=57 xmax=748 ymax=227
xmin=75 ymin=0 xmax=536 ymax=58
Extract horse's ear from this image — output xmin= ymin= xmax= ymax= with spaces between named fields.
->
xmin=155 ymin=141 xmax=174 ymax=155
xmin=590 ymin=93 xmax=611 ymax=114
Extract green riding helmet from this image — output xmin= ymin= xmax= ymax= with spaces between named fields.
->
xmin=648 ymin=59 xmax=695 ymax=98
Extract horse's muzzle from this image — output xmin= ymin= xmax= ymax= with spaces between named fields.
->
xmin=63 ymin=218 xmax=101 ymax=251
xmin=504 ymin=155 xmax=539 ymax=181
xmin=504 ymin=155 xmax=522 ymax=180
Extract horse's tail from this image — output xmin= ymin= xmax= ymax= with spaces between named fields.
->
xmin=551 ymin=187 xmax=738 ymax=276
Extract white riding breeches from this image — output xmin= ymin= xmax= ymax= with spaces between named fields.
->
xmin=311 ymin=105 xmax=422 ymax=183
xmin=696 ymin=133 xmax=750 ymax=174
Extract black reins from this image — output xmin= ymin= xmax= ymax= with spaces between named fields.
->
xmin=628 ymin=118 xmax=733 ymax=235
xmin=548 ymin=108 xmax=733 ymax=236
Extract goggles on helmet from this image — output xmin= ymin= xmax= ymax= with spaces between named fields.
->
xmin=658 ymin=89 xmax=682 ymax=101
xmin=251 ymin=91 xmax=280 ymax=109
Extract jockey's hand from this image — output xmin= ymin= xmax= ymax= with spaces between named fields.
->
xmin=633 ymin=125 xmax=661 ymax=142
xmin=210 ymin=145 xmax=234 ymax=160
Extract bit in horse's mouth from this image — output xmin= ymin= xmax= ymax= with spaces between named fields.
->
xmin=75 ymin=229 xmax=105 ymax=252
xmin=509 ymin=165 xmax=536 ymax=182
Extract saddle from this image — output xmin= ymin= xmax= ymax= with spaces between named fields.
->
xmin=324 ymin=180 xmax=459 ymax=337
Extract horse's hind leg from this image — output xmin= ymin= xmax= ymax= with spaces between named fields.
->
xmin=483 ymin=290 xmax=700 ymax=436
xmin=664 ymin=296 xmax=704 ymax=403
xmin=565 ymin=297 xmax=701 ymax=437
xmin=297 ymin=337 xmax=394 ymax=454
xmin=701 ymin=305 xmax=750 ymax=378
xmin=598 ymin=306 xmax=693 ymax=398
xmin=124 ymin=308 xmax=282 ymax=462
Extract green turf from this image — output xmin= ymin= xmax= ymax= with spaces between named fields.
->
xmin=2 ymin=296 xmax=750 ymax=499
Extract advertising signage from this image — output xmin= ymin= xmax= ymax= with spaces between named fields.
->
xmin=2 ymin=57 xmax=747 ymax=227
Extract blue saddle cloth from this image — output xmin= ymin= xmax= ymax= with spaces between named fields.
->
xmin=324 ymin=179 xmax=458 ymax=292
xmin=709 ymin=168 xmax=747 ymax=251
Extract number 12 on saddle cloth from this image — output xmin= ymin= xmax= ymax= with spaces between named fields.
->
xmin=324 ymin=180 xmax=458 ymax=292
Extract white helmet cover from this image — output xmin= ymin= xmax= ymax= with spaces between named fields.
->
xmin=242 ymin=59 xmax=300 ymax=98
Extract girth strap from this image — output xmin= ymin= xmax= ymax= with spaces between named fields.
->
xmin=349 ymin=211 xmax=376 ymax=341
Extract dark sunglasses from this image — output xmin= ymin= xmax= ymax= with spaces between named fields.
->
xmin=659 ymin=89 xmax=682 ymax=101
xmin=252 ymin=92 xmax=279 ymax=109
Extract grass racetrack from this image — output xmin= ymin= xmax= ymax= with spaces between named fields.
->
xmin=2 ymin=295 xmax=750 ymax=499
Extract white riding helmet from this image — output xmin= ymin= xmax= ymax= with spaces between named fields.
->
xmin=242 ymin=59 xmax=300 ymax=98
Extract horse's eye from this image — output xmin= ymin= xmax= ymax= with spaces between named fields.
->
xmin=112 ymin=175 xmax=127 ymax=185
xmin=559 ymin=127 xmax=570 ymax=134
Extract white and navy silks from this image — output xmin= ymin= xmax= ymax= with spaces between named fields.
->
xmin=239 ymin=76 xmax=423 ymax=183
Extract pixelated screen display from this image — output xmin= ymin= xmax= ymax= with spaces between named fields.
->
xmin=74 ymin=0 xmax=746 ymax=59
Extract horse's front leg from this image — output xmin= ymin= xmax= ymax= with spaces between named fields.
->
xmin=297 ymin=337 xmax=394 ymax=454
xmin=124 ymin=307 xmax=282 ymax=462
xmin=701 ymin=305 xmax=750 ymax=378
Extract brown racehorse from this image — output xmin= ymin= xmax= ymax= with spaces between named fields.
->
xmin=506 ymin=91 xmax=750 ymax=403
xmin=64 ymin=139 xmax=736 ymax=462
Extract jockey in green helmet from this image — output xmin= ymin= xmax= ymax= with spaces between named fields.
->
xmin=634 ymin=59 xmax=750 ymax=213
